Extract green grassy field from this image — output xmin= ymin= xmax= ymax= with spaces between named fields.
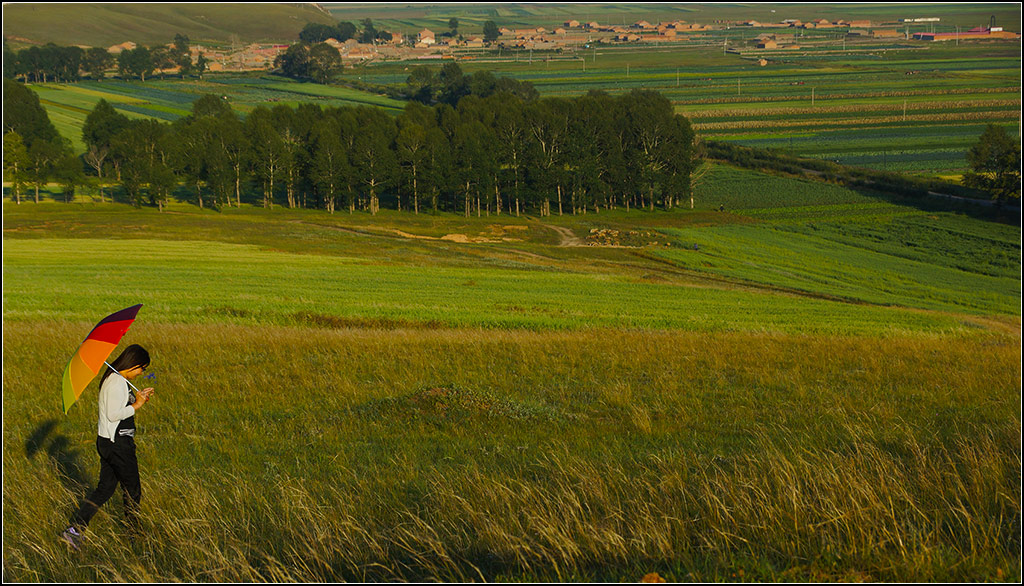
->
xmin=4 ymin=3 xmax=1022 ymax=577
xmin=2 ymin=160 xmax=1020 ymax=580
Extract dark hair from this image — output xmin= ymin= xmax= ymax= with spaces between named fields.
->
xmin=100 ymin=344 xmax=150 ymax=386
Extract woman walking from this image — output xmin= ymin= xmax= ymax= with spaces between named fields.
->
xmin=61 ymin=344 xmax=154 ymax=549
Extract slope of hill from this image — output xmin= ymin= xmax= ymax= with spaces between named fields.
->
xmin=1 ymin=3 xmax=335 ymax=49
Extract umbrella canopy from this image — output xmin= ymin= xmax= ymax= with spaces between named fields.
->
xmin=62 ymin=304 xmax=142 ymax=414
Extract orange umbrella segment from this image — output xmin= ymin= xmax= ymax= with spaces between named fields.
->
xmin=62 ymin=304 xmax=142 ymax=414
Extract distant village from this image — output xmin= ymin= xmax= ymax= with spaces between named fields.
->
xmin=101 ymin=16 xmax=1020 ymax=73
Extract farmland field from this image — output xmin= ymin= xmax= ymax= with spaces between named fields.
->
xmin=357 ymin=41 xmax=1020 ymax=178
xmin=27 ymin=22 xmax=1021 ymax=178
xmin=2 ymin=161 xmax=1020 ymax=581
xmin=29 ymin=76 xmax=405 ymax=153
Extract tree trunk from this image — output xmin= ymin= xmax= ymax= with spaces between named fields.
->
xmin=557 ymin=184 xmax=563 ymax=216
xmin=494 ymin=179 xmax=501 ymax=215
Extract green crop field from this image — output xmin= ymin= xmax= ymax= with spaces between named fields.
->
xmin=2 ymin=160 xmax=1020 ymax=581
xmin=28 ymin=76 xmax=407 ymax=153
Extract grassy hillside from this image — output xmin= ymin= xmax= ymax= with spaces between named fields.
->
xmin=2 ymin=161 xmax=1020 ymax=580
xmin=2 ymin=3 xmax=335 ymax=48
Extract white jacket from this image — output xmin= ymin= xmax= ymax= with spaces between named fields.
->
xmin=97 ymin=373 xmax=135 ymax=442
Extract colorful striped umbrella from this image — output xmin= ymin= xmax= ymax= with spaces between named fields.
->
xmin=62 ymin=304 xmax=143 ymax=414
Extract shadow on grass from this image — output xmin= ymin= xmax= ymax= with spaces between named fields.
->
xmin=25 ymin=419 xmax=90 ymax=493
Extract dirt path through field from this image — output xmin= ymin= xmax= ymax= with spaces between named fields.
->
xmin=548 ymin=225 xmax=583 ymax=247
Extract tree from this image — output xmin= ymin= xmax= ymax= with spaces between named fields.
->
xmin=526 ymin=98 xmax=570 ymax=215
xmin=148 ymin=160 xmax=177 ymax=211
xmin=483 ymin=21 xmax=500 ymax=43
xmin=310 ymin=119 xmax=349 ymax=213
xmin=275 ymin=43 xmax=310 ymax=79
xmin=54 ymin=46 xmax=83 ymax=82
xmin=396 ymin=114 xmax=428 ymax=214
xmin=150 ymin=45 xmax=177 ymax=79
xmin=300 ymin=23 xmax=338 ymax=44
xmin=335 ymin=22 xmax=358 ymax=42
xmin=172 ymin=96 xmax=235 ymax=209
xmin=271 ymin=104 xmax=302 ymax=208
xmin=3 ymin=131 xmax=29 ymax=204
xmin=351 ymin=107 xmax=397 ymax=214
xmin=26 ymin=138 xmax=68 ymax=203
xmin=53 ymin=151 xmax=85 ymax=203
xmin=308 ymin=43 xmax=341 ymax=84
xmin=111 ymin=119 xmax=168 ymax=207
xmin=246 ymin=107 xmax=288 ymax=208
xmin=189 ymin=93 xmax=233 ymax=120
xmin=82 ymin=99 xmax=130 ymax=180
xmin=173 ymin=34 xmax=192 ymax=78
xmin=172 ymin=116 xmax=214 ymax=209
xmin=448 ymin=17 xmax=459 ymax=36
xmin=359 ymin=19 xmax=378 ymax=44
xmin=3 ymin=44 xmax=17 ymax=79
xmin=494 ymin=97 xmax=528 ymax=216
xmin=438 ymin=62 xmax=469 ymax=106
xmin=963 ymin=124 xmax=1021 ymax=206
xmin=214 ymin=114 xmax=249 ymax=207
xmin=194 ymin=52 xmax=208 ymax=79
xmin=406 ymin=66 xmax=437 ymax=104
xmin=619 ymin=90 xmax=679 ymax=210
xmin=34 ymin=44 xmax=60 ymax=82
xmin=83 ymin=47 xmax=113 ymax=80
xmin=3 ymin=80 xmax=60 ymax=146
xmin=118 ymin=46 xmax=154 ymax=81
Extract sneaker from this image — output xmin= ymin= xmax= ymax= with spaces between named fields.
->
xmin=60 ymin=526 xmax=82 ymax=551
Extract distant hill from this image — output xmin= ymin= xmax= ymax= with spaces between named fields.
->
xmin=2 ymin=3 xmax=336 ymax=49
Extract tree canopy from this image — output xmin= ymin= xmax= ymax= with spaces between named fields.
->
xmin=963 ymin=124 xmax=1021 ymax=206
xmin=10 ymin=82 xmax=695 ymax=217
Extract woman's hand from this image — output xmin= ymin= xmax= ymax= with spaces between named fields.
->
xmin=134 ymin=388 xmax=154 ymax=408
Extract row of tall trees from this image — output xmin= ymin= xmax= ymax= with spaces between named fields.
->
xmin=45 ymin=84 xmax=694 ymax=215
xmin=4 ymin=43 xmax=111 ymax=82
xmin=4 ymin=35 xmax=205 ymax=83
xmin=298 ymin=19 xmax=390 ymax=46
xmin=400 ymin=62 xmax=539 ymax=106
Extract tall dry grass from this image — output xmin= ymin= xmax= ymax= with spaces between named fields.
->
xmin=3 ymin=321 xmax=1020 ymax=581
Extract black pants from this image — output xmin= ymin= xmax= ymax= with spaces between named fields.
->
xmin=72 ymin=435 xmax=141 ymax=532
